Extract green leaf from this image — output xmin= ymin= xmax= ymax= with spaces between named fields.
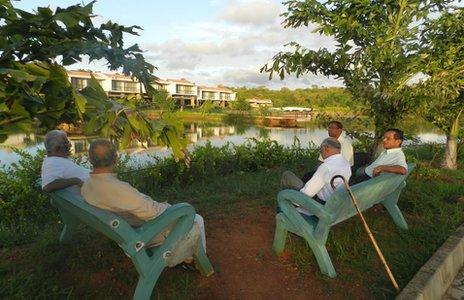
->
xmin=10 ymin=100 xmax=30 ymax=118
xmin=0 ymin=68 xmax=37 ymax=82
xmin=0 ymin=103 xmax=8 ymax=113
xmin=73 ymin=91 xmax=87 ymax=118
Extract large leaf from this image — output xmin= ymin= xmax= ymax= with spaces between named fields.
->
xmin=0 ymin=0 xmax=186 ymax=160
xmin=0 ymin=68 xmax=37 ymax=82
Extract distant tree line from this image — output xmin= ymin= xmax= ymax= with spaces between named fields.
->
xmin=232 ymin=86 xmax=358 ymax=109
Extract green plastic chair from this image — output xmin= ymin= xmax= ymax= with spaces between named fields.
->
xmin=50 ymin=189 xmax=214 ymax=300
xmin=273 ymin=164 xmax=415 ymax=278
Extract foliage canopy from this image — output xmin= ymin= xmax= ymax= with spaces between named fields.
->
xmin=410 ymin=7 xmax=464 ymax=168
xmin=262 ymin=0 xmax=454 ymax=141
xmin=0 ymin=0 xmax=185 ymax=157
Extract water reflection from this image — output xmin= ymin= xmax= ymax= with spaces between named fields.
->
xmin=0 ymin=121 xmax=446 ymax=167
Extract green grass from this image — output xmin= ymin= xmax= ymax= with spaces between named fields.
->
xmin=1 ymin=145 xmax=464 ymax=298
xmin=286 ymin=166 xmax=464 ymax=298
xmin=0 ymin=168 xmax=284 ymax=299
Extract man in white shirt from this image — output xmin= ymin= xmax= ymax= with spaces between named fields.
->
xmin=353 ymin=128 xmax=408 ymax=183
xmin=303 ymin=121 xmax=353 ymax=182
xmin=41 ymin=130 xmax=90 ymax=195
xmin=281 ymin=138 xmax=352 ymax=215
xmin=324 ymin=121 xmax=354 ymax=166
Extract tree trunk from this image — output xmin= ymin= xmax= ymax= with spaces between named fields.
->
xmin=442 ymin=112 xmax=462 ymax=170
xmin=371 ymin=118 xmax=388 ymax=161
xmin=371 ymin=138 xmax=384 ymax=160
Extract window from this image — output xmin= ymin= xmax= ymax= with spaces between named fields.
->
xmin=112 ymin=80 xmax=124 ymax=91
xmin=220 ymin=92 xmax=231 ymax=100
xmin=176 ymin=85 xmax=194 ymax=95
xmin=124 ymin=81 xmax=138 ymax=92
xmin=71 ymin=78 xmax=88 ymax=90
xmin=112 ymin=80 xmax=138 ymax=92
xmin=202 ymin=91 xmax=216 ymax=100
xmin=153 ymin=83 xmax=167 ymax=91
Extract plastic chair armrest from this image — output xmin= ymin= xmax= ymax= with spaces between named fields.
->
xmin=135 ymin=203 xmax=195 ymax=244
xmin=278 ymin=189 xmax=332 ymax=222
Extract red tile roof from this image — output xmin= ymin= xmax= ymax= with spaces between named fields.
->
xmin=167 ymin=78 xmax=194 ymax=85
xmin=67 ymin=70 xmax=106 ymax=80
xmin=199 ymin=86 xmax=233 ymax=93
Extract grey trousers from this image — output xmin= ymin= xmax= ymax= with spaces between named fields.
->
xmin=280 ymin=170 xmax=305 ymax=190
xmin=280 ymin=170 xmax=325 ymax=207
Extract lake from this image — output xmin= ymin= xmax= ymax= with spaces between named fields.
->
xmin=0 ymin=121 xmax=446 ymax=167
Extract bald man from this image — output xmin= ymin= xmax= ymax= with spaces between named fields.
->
xmin=281 ymin=137 xmax=351 ymax=216
xmin=81 ymin=139 xmax=207 ymax=252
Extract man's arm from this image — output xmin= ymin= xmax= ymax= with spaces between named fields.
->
xmin=372 ymin=165 xmax=407 ymax=177
xmin=300 ymin=166 xmax=326 ymax=197
xmin=42 ymin=178 xmax=83 ymax=193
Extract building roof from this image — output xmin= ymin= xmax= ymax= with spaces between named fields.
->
xmin=199 ymin=85 xmax=233 ymax=93
xmin=105 ymin=73 xmax=136 ymax=81
xmin=166 ymin=78 xmax=195 ymax=86
xmin=154 ymin=78 xmax=170 ymax=85
xmin=67 ymin=70 xmax=107 ymax=80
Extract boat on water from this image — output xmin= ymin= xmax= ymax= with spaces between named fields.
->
xmin=263 ymin=116 xmax=298 ymax=128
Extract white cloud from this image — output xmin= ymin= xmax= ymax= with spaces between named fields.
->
xmin=221 ymin=67 xmax=343 ymax=89
xmin=219 ymin=0 xmax=281 ymax=26
xmin=137 ymin=0 xmax=340 ymax=88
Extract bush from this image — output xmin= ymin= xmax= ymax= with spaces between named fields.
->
xmin=0 ymin=138 xmax=318 ymax=235
xmin=0 ymin=149 xmax=52 ymax=226
xmin=119 ymin=138 xmax=319 ymax=196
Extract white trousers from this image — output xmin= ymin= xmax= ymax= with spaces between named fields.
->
xmin=194 ymin=214 xmax=207 ymax=252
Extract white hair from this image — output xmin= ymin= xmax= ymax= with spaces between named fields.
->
xmin=321 ymin=137 xmax=341 ymax=150
xmin=44 ymin=130 xmax=67 ymax=152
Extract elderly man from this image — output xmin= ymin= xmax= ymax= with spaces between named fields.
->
xmin=41 ymin=130 xmax=90 ymax=194
xmin=81 ymin=139 xmax=207 ymax=252
xmin=352 ymin=128 xmax=408 ymax=183
xmin=281 ymin=138 xmax=352 ymax=216
xmin=302 ymin=121 xmax=353 ymax=183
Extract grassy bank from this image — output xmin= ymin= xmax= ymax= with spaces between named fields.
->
xmin=1 ymin=142 xmax=463 ymax=298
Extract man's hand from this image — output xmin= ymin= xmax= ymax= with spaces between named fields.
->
xmin=372 ymin=165 xmax=407 ymax=177
xmin=42 ymin=177 xmax=83 ymax=192
xmin=372 ymin=166 xmax=383 ymax=177
xmin=74 ymin=178 xmax=84 ymax=187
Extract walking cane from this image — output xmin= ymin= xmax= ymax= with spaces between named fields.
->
xmin=330 ymin=175 xmax=400 ymax=293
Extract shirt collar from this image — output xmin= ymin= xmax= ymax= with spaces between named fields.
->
xmin=385 ymin=147 xmax=403 ymax=154
xmin=324 ymin=153 xmax=343 ymax=162
xmin=338 ymin=131 xmax=346 ymax=140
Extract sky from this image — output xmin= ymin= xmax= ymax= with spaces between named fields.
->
xmin=14 ymin=0 xmax=343 ymax=89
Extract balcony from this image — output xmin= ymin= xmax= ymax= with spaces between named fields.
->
xmin=112 ymin=80 xmax=139 ymax=93
xmin=176 ymin=85 xmax=195 ymax=95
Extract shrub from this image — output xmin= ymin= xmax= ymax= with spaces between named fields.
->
xmin=0 ymin=149 xmax=52 ymax=226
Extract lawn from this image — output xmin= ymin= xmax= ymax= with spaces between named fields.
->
xmin=1 ymin=142 xmax=463 ymax=299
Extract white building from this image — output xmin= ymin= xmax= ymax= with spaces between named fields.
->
xmin=246 ymin=98 xmax=273 ymax=108
xmin=155 ymin=78 xmax=198 ymax=107
xmin=67 ymin=70 xmax=236 ymax=108
xmin=197 ymin=85 xmax=236 ymax=107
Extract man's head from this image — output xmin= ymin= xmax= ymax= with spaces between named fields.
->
xmin=320 ymin=137 xmax=341 ymax=159
xmin=88 ymin=139 xmax=118 ymax=171
xmin=383 ymin=128 xmax=404 ymax=149
xmin=44 ymin=130 xmax=72 ymax=157
xmin=328 ymin=121 xmax=343 ymax=139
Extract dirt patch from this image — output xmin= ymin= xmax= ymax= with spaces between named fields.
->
xmin=1 ymin=204 xmax=374 ymax=299
xmin=190 ymin=204 xmax=372 ymax=299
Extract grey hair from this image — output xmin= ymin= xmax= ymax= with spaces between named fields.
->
xmin=88 ymin=139 xmax=117 ymax=168
xmin=320 ymin=137 xmax=341 ymax=150
xmin=44 ymin=130 xmax=67 ymax=152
